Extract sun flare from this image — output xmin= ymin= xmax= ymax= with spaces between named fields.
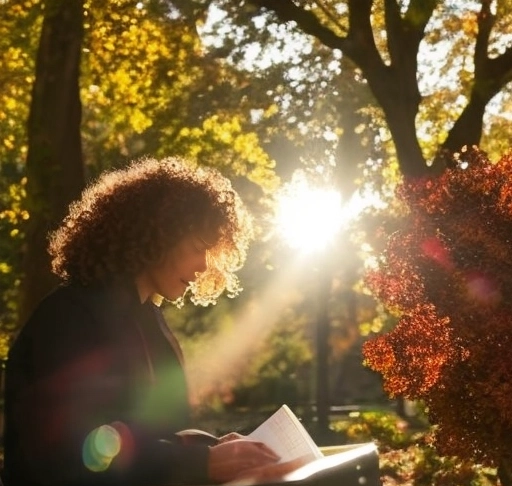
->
xmin=275 ymin=174 xmax=343 ymax=253
xmin=274 ymin=171 xmax=386 ymax=254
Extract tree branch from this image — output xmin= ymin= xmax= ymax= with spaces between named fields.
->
xmin=471 ymin=0 xmax=512 ymax=97
xmin=311 ymin=0 xmax=347 ymax=35
xmin=438 ymin=1 xmax=512 ymax=166
xmin=474 ymin=0 xmax=495 ymax=76
xmin=468 ymin=1 xmax=512 ymax=109
xmin=249 ymin=0 xmax=387 ymax=74
xmin=404 ymin=0 xmax=439 ymax=42
xmin=383 ymin=0 xmax=404 ymax=64
xmin=345 ymin=0 xmax=386 ymax=71
xmin=248 ymin=0 xmax=346 ymax=50
xmin=487 ymin=46 xmax=512 ymax=88
xmin=384 ymin=0 xmax=438 ymax=70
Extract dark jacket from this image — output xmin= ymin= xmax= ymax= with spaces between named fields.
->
xmin=4 ymin=282 xmax=215 ymax=486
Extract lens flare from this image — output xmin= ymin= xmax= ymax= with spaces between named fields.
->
xmin=82 ymin=424 xmax=121 ymax=472
xmin=464 ymin=271 xmax=501 ymax=306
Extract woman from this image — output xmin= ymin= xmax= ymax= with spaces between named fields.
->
xmin=4 ymin=156 xmax=280 ymax=486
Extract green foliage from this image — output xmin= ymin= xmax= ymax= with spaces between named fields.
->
xmin=332 ymin=410 xmax=499 ymax=486
xmin=175 ymin=115 xmax=278 ymax=191
xmin=82 ymin=0 xmax=279 ymax=193
xmin=0 ymin=179 xmax=28 ymax=342
xmin=331 ymin=410 xmax=414 ymax=450
xmin=230 ymin=307 xmax=313 ymax=409
xmin=0 ymin=0 xmax=40 ymax=163
xmin=0 ymin=0 xmax=41 ymax=336
xmin=380 ymin=444 xmax=498 ymax=486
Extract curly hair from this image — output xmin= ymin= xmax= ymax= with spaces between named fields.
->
xmin=49 ymin=156 xmax=253 ymax=306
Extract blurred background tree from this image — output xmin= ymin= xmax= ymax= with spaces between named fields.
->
xmin=0 ymin=0 xmax=41 ymax=346
xmin=194 ymin=0 xmax=512 ymax=175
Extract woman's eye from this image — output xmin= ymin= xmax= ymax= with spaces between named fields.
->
xmin=192 ymin=239 xmax=206 ymax=252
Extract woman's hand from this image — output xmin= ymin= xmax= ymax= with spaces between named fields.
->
xmin=218 ymin=432 xmax=246 ymax=443
xmin=208 ymin=438 xmax=280 ymax=483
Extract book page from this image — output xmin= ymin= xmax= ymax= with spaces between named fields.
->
xmin=248 ymin=405 xmax=323 ymax=463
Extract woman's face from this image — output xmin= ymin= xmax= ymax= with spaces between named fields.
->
xmin=136 ymin=233 xmax=213 ymax=302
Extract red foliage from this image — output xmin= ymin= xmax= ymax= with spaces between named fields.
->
xmin=363 ymin=147 xmax=512 ymax=467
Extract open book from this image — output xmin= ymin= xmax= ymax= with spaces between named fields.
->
xmin=227 ymin=405 xmax=380 ymax=485
xmin=248 ymin=405 xmax=324 ymax=464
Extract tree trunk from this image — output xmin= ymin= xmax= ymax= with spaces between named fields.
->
xmin=499 ymin=461 xmax=512 ymax=486
xmin=314 ymin=259 xmax=333 ymax=435
xmin=383 ymin=104 xmax=429 ymax=178
xmin=20 ymin=0 xmax=85 ymax=325
xmin=435 ymin=94 xmax=488 ymax=168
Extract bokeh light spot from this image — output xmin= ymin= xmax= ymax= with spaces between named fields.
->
xmin=82 ymin=424 xmax=121 ymax=472
xmin=465 ymin=271 xmax=501 ymax=305
xmin=420 ymin=236 xmax=453 ymax=270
